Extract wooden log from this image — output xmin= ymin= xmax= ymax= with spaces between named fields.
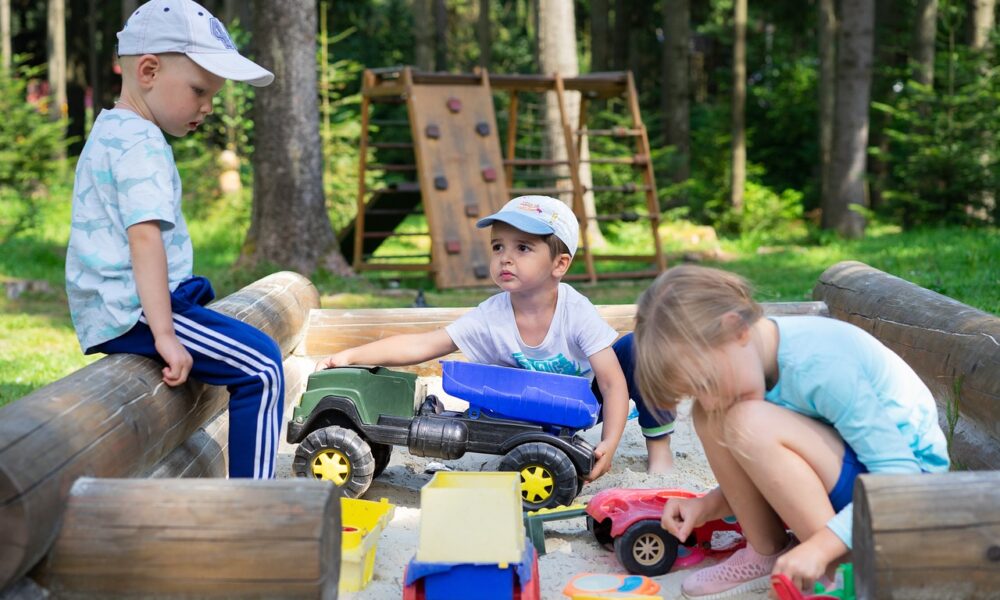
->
xmin=33 ymin=478 xmax=341 ymax=599
xmin=813 ymin=261 xmax=1000 ymax=470
xmin=0 ymin=272 xmax=319 ymax=589
xmin=298 ymin=301 xmax=829 ymax=376
xmin=853 ymin=472 xmax=1000 ymax=599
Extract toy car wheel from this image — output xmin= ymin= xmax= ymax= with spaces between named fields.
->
xmin=499 ymin=442 xmax=578 ymax=511
xmin=587 ymin=516 xmax=615 ymax=551
xmin=292 ymin=425 xmax=375 ymax=497
xmin=614 ymin=519 xmax=679 ymax=576
xmin=371 ymin=441 xmax=392 ymax=478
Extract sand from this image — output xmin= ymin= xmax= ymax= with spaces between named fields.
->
xmin=276 ymin=378 xmax=768 ymax=600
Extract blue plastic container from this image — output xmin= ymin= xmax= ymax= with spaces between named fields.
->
xmin=441 ymin=361 xmax=599 ymax=430
xmin=404 ymin=545 xmax=537 ymax=600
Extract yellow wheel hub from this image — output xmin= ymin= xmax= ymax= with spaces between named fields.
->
xmin=632 ymin=533 xmax=665 ymax=566
xmin=519 ymin=464 xmax=554 ymax=504
xmin=311 ymin=449 xmax=351 ymax=485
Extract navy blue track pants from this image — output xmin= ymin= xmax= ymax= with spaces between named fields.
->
xmin=89 ymin=276 xmax=284 ymax=478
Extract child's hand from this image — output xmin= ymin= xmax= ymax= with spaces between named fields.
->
xmin=586 ymin=440 xmax=615 ymax=480
xmin=155 ymin=335 xmax=192 ymax=387
xmin=772 ymin=541 xmax=828 ymax=593
xmin=660 ymin=496 xmax=708 ymax=543
xmin=772 ymin=528 xmax=846 ymax=593
xmin=316 ymin=351 xmax=351 ymax=371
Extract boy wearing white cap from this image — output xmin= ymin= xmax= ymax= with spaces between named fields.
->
xmin=65 ymin=0 xmax=281 ymax=478
xmin=319 ymin=195 xmax=631 ymax=481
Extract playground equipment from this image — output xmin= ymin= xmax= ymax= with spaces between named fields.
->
xmin=348 ymin=67 xmax=666 ymax=287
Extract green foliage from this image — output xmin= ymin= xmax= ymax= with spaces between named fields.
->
xmin=873 ymin=27 xmax=999 ymax=227
xmin=0 ymin=59 xmax=71 ymax=243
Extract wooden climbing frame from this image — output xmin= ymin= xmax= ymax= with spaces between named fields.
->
xmin=348 ymin=67 xmax=666 ymax=288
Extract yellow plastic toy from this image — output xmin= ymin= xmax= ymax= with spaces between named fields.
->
xmin=416 ymin=471 xmax=526 ymax=565
xmin=340 ymin=497 xmax=395 ymax=592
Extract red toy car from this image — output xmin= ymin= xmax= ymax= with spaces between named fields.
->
xmin=586 ymin=488 xmax=745 ymax=576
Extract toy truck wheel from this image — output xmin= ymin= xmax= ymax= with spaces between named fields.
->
xmin=371 ymin=442 xmax=392 ymax=478
xmin=499 ymin=442 xmax=578 ymax=511
xmin=587 ymin=516 xmax=615 ymax=551
xmin=614 ymin=519 xmax=679 ymax=576
xmin=292 ymin=425 xmax=375 ymax=497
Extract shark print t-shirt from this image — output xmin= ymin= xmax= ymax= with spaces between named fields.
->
xmin=445 ymin=283 xmax=618 ymax=382
xmin=66 ymin=109 xmax=192 ymax=351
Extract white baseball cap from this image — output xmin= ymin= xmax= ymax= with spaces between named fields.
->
xmin=117 ymin=0 xmax=274 ymax=87
xmin=477 ymin=195 xmax=580 ymax=256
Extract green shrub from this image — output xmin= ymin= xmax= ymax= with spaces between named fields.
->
xmin=0 ymin=59 xmax=71 ymax=243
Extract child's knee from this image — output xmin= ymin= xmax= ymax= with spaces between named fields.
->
xmin=723 ymin=401 xmax=779 ymax=451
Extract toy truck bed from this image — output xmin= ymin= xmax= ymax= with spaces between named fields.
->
xmin=441 ymin=361 xmax=599 ymax=430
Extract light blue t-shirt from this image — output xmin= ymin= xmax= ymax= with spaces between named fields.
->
xmin=66 ymin=109 xmax=193 ymax=351
xmin=765 ymin=316 xmax=949 ymax=548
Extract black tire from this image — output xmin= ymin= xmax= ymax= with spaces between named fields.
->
xmin=499 ymin=442 xmax=578 ymax=511
xmin=587 ymin=516 xmax=615 ymax=551
xmin=613 ymin=519 xmax=679 ymax=576
xmin=292 ymin=426 xmax=375 ymax=498
xmin=371 ymin=441 xmax=392 ymax=478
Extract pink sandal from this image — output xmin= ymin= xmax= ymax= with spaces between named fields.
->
xmin=681 ymin=539 xmax=795 ymax=599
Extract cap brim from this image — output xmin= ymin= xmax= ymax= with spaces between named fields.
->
xmin=188 ymin=52 xmax=274 ymax=87
xmin=476 ymin=212 xmax=554 ymax=235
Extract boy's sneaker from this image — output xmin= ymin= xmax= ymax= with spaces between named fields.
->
xmin=681 ymin=539 xmax=796 ymax=599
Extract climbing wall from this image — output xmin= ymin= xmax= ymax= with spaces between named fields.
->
xmin=406 ymin=77 xmax=509 ymax=289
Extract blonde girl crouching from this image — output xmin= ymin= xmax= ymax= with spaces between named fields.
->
xmin=634 ymin=265 xmax=949 ymax=599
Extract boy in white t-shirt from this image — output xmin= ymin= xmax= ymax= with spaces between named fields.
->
xmin=319 ymin=195 xmax=631 ymax=480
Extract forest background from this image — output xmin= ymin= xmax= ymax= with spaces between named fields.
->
xmin=0 ymin=0 xmax=997 ymax=405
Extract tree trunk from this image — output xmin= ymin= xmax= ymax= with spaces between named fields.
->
xmin=854 ymin=472 xmax=1000 ymax=599
xmin=912 ymin=0 xmax=938 ymax=86
xmin=434 ymin=0 xmax=447 ymax=71
xmin=867 ymin=0 xmax=898 ymax=211
xmin=818 ymin=0 xmax=836 ymax=216
xmin=1 ymin=0 xmax=10 ymax=72
xmin=65 ymin=0 xmax=88 ymax=154
xmin=413 ymin=0 xmax=434 ymax=71
xmin=662 ymin=0 xmax=690 ymax=183
xmin=538 ymin=0 xmax=603 ymax=246
xmin=967 ymin=0 xmax=997 ymax=49
xmin=47 ymin=0 xmax=67 ymax=124
xmin=246 ymin=1 xmax=349 ymax=275
xmin=478 ymin=0 xmax=491 ymax=69
xmin=822 ymin=0 xmax=874 ymax=237
xmin=591 ymin=0 xmax=609 ymax=72
xmin=613 ymin=0 xmax=627 ymax=70
xmin=730 ymin=0 xmax=746 ymax=212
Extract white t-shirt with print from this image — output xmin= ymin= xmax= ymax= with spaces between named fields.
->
xmin=445 ymin=283 xmax=617 ymax=382
xmin=66 ymin=109 xmax=193 ymax=351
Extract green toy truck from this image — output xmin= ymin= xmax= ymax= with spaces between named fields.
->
xmin=286 ymin=362 xmax=601 ymax=510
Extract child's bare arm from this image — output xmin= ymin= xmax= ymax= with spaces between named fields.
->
xmin=128 ymin=221 xmax=192 ymax=386
xmin=587 ymin=346 xmax=628 ymax=480
xmin=317 ymin=328 xmax=458 ymax=370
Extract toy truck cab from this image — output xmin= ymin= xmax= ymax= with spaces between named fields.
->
xmin=586 ymin=488 xmax=744 ymax=576
xmin=287 ymin=361 xmax=599 ymax=510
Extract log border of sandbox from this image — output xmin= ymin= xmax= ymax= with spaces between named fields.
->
xmin=0 ymin=271 xmax=319 ymax=590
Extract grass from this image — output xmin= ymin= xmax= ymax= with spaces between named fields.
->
xmin=2 ymin=183 xmax=998 ymax=407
